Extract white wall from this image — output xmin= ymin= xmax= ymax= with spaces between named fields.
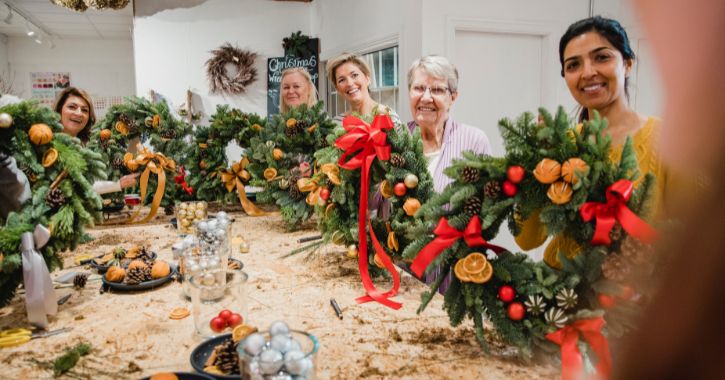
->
xmin=133 ymin=0 xmax=312 ymax=119
xmin=7 ymin=37 xmax=135 ymax=115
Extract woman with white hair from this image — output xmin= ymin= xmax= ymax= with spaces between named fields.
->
xmin=278 ymin=67 xmax=318 ymax=114
xmin=407 ymin=55 xmax=492 ymax=193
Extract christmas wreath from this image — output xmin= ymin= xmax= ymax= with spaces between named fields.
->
xmin=404 ymin=107 xmax=657 ymax=376
xmin=50 ymin=0 xmax=130 ymax=12
xmin=312 ymin=113 xmax=434 ymax=309
xmin=185 ymin=105 xmax=268 ymax=215
xmin=0 ymin=101 xmax=106 ymax=306
xmin=245 ymin=102 xmax=336 ymax=230
xmin=87 ymin=97 xmax=192 ymax=217
xmin=206 ymin=44 xmax=258 ymax=95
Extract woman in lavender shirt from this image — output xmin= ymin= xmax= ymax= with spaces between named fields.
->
xmin=406 ymin=55 xmax=492 ymax=290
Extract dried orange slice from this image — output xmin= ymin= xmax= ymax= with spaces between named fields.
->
xmin=203 ymin=365 xmax=224 ymax=375
xmin=232 ymin=324 xmax=258 ymax=343
xmin=462 ymin=252 xmax=487 ymax=275
xmin=373 ymin=254 xmax=385 ymax=269
xmin=468 ymin=260 xmax=493 ymax=284
xmin=453 ymin=259 xmax=471 ymax=282
xmin=169 ymin=307 xmax=190 ymax=320
xmin=42 ymin=148 xmax=58 ymax=168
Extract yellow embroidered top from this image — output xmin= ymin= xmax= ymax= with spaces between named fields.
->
xmin=515 ymin=117 xmax=668 ymax=267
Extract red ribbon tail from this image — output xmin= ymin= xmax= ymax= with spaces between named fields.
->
xmin=616 ymin=205 xmax=658 ymax=244
xmin=355 ymin=221 xmax=401 ymax=309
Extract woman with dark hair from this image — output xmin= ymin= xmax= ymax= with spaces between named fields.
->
xmin=53 ymin=87 xmax=138 ymax=194
xmin=516 ymin=16 xmax=670 ymax=268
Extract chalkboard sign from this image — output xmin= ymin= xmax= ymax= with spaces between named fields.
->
xmin=267 ymin=38 xmax=319 ymax=116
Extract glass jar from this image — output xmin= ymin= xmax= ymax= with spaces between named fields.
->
xmin=189 ymin=269 xmax=249 ymax=338
xmin=237 ymin=329 xmax=319 ymax=380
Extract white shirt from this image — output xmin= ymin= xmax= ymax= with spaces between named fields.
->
xmin=425 ymin=149 xmax=442 ymax=177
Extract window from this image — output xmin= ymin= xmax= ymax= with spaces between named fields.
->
xmin=325 ymin=46 xmax=399 ymax=117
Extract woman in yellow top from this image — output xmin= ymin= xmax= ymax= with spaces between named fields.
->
xmin=516 ymin=16 xmax=669 ymax=268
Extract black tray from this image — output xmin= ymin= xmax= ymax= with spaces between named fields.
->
xmin=91 ymin=251 xmax=158 ymax=273
xmin=139 ymin=372 xmax=215 ymax=380
xmin=189 ymin=334 xmax=239 ymax=380
xmin=102 ymin=265 xmax=176 ymax=291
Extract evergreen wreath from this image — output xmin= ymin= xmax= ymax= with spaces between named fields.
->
xmin=87 ymin=97 xmax=192 ymax=213
xmin=282 ymin=31 xmax=312 ymax=58
xmin=206 ymin=44 xmax=258 ymax=95
xmin=311 ymin=113 xmax=434 ymax=308
xmin=186 ymin=105 xmax=266 ymax=206
xmin=0 ymin=101 xmax=106 ymax=306
xmin=404 ymin=107 xmax=657 ymax=371
xmin=245 ymin=102 xmax=336 ymax=230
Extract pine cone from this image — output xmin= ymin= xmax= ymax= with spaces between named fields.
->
xmin=164 ymin=204 xmax=175 ymax=215
xmin=483 ymin=181 xmax=501 ymax=199
xmin=160 ymin=129 xmax=177 ymax=139
xmin=199 ymin=170 xmax=208 ymax=177
xmin=45 ymin=188 xmax=66 ymax=209
xmin=127 ymin=123 xmax=139 ymax=135
xmin=124 ymin=266 xmax=151 ymax=284
xmin=288 ymin=182 xmax=304 ymax=200
xmin=463 ymin=196 xmax=482 ymax=216
xmin=389 ymin=154 xmax=406 ymax=168
xmin=136 ymin=247 xmax=155 ymax=267
xmin=214 ymin=339 xmax=240 ymax=374
xmin=112 ymin=157 xmax=125 ymax=170
xmin=461 ymin=167 xmax=480 ymax=183
xmin=296 ymin=119 xmax=309 ymax=130
xmin=118 ymin=114 xmax=131 ymax=126
xmin=601 ymin=253 xmax=629 ymax=281
xmin=73 ymin=273 xmax=88 ymax=289
xmin=609 ymin=224 xmax=624 ymax=243
xmin=620 ymin=236 xmax=653 ymax=264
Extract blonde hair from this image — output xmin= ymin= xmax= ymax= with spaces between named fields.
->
xmin=407 ymin=55 xmax=459 ymax=93
xmin=325 ymin=52 xmax=372 ymax=88
xmin=279 ymin=67 xmax=318 ymax=114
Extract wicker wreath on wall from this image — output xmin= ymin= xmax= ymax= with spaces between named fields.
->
xmin=206 ymin=44 xmax=258 ymax=95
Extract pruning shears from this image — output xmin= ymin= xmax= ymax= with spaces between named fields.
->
xmin=0 ymin=327 xmax=73 ymax=348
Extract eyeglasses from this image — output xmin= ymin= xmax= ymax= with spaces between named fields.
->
xmin=410 ymin=85 xmax=450 ymax=97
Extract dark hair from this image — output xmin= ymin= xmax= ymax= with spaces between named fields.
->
xmin=559 ymin=16 xmax=635 ymax=120
xmin=53 ymin=87 xmax=96 ymax=143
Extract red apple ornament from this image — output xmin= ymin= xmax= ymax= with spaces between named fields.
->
xmin=498 ymin=285 xmax=516 ymax=303
xmin=507 ymin=165 xmax=525 ymax=184
xmin=210 ymin=317 xmax=227 ymax=332
xmin=393 ymin=182 xmax=407 ymax=197
xmin=507 ymin=302 xmax=525 ymax=321
xmin=502 ymin=180 xmax=518 ymax=197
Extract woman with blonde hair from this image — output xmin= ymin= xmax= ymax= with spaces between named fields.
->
xmin=326 ymin=52 xmax=399 ymax=123
xmin=278 ymin=67 xmax=318 ymax=114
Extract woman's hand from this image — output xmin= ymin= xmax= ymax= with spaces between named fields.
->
xmin=119 ymin=173 xmax=140 ymax=189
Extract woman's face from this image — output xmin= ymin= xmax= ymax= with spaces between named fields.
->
xmin=562 ymin=31 xmax=632 ymax=112
xmin=408 ymin=68 xmax=457 ymax=130
xmin=334 ymin=62 xmax=371 ymax=103
xmin=60 ymin=95 xmax=90 ymax=137
xmin=281 ymin=72 xmax=311 ymax=108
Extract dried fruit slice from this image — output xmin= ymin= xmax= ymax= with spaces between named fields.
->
xmin=42 ymin=148 xmax=58 ymax=168
xmin=454 ymin=259 xmax=471 ymax=282
xmin=232 ymin=324 xmax=258 ymax=343
xmin=373 ymin=254 xmax=385 ymax=269
xmin=169 ymin=307 xmax=190 ymax=320
xmin=468 ymin=260 xmax=493 ymax=284
xmin=462 ymin=252 xmax=487 ymax=275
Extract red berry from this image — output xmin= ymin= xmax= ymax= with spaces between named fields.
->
xmin=502 ymin=180 xmax=518 ymax=197
xmin=319 ymin=187 xmax=330 ymax=201
xmin=598 ymin=294 xmax=616 ymax=309
xmin=498 ymin=285 xmax=516 ymax=303
xmin=210 ymin=317 xmax=227 ymax=332
xmin=393 ymin=182 xmax=407 ymax=197
xmin=227 ymin=313 xmax=243 ymax=328
xmin=218 ymin=309 xmax=232 ymax=321
xmin=507 ymin=165 xmax=525 ymax=184
xmin=507 ymin=302 xmax=525 ymax=321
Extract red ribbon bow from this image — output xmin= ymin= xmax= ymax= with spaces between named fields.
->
xmin=174 ymin=165 xmax=193 ymax=195
xmin=546 ymin=317 xmax=612 ymax=380
xmin=579 ymin=179 xmax=657 ymax=246
xmin=335 ymin=114 xmax=401 ymax=309
xmin=410 ymin=216 xmax=506 ymax=278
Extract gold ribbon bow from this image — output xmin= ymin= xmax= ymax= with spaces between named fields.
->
xmin=220 ymin=158 xmax=267 ymax=216
xmin=125 ymin=147 xmax=176 ymax=224
xmin=298 ymin=163 xmax=342 ymax=206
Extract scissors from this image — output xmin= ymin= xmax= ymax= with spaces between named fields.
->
xmin=0 ymin=327 xmax=73 ymax=348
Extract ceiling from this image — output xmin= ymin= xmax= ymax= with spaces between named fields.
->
xmin=0 ymin=0 xmax=133 ymax=40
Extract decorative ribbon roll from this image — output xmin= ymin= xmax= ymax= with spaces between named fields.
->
xmin=335 ymin=114 xmax=401 ymax=309
xmin=410 ymin=216 xmax=507 ymax=278
xmin=175 ymin=165 xmax=194 ymax=195
xmin=21 ymin=225 xmax=57 ymax=329
xmin=125 ymin=147 xmax=176 ymax=224
xmin=545 ymin=317 xmax=612 ymax=380
xmin=220 ymin=157 xmax=268 ymax=216
xmin=579 ymin=179 xmax=658 ymax=246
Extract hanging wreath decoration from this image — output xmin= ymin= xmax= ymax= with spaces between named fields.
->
xmin=206 ymin=44 xmax=258 ymax=95
xmin=0 ymin=101 xmax=106 ymax=307
xmin=311 ymin=113 xmax=434 ymax=309
xmin=245 ymin=102 xmax=336 ymax=230
xmin=50 ymin=0 xmax=130 ymax=12
xmin=404 ymin=107 xmax=658 ymax=377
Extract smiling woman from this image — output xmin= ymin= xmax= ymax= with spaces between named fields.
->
xmin=278 ymin=67 xmax=317 ymax=114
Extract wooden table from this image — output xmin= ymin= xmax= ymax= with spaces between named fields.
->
xmin=0 ymin=213 xmax=558 ymax=379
